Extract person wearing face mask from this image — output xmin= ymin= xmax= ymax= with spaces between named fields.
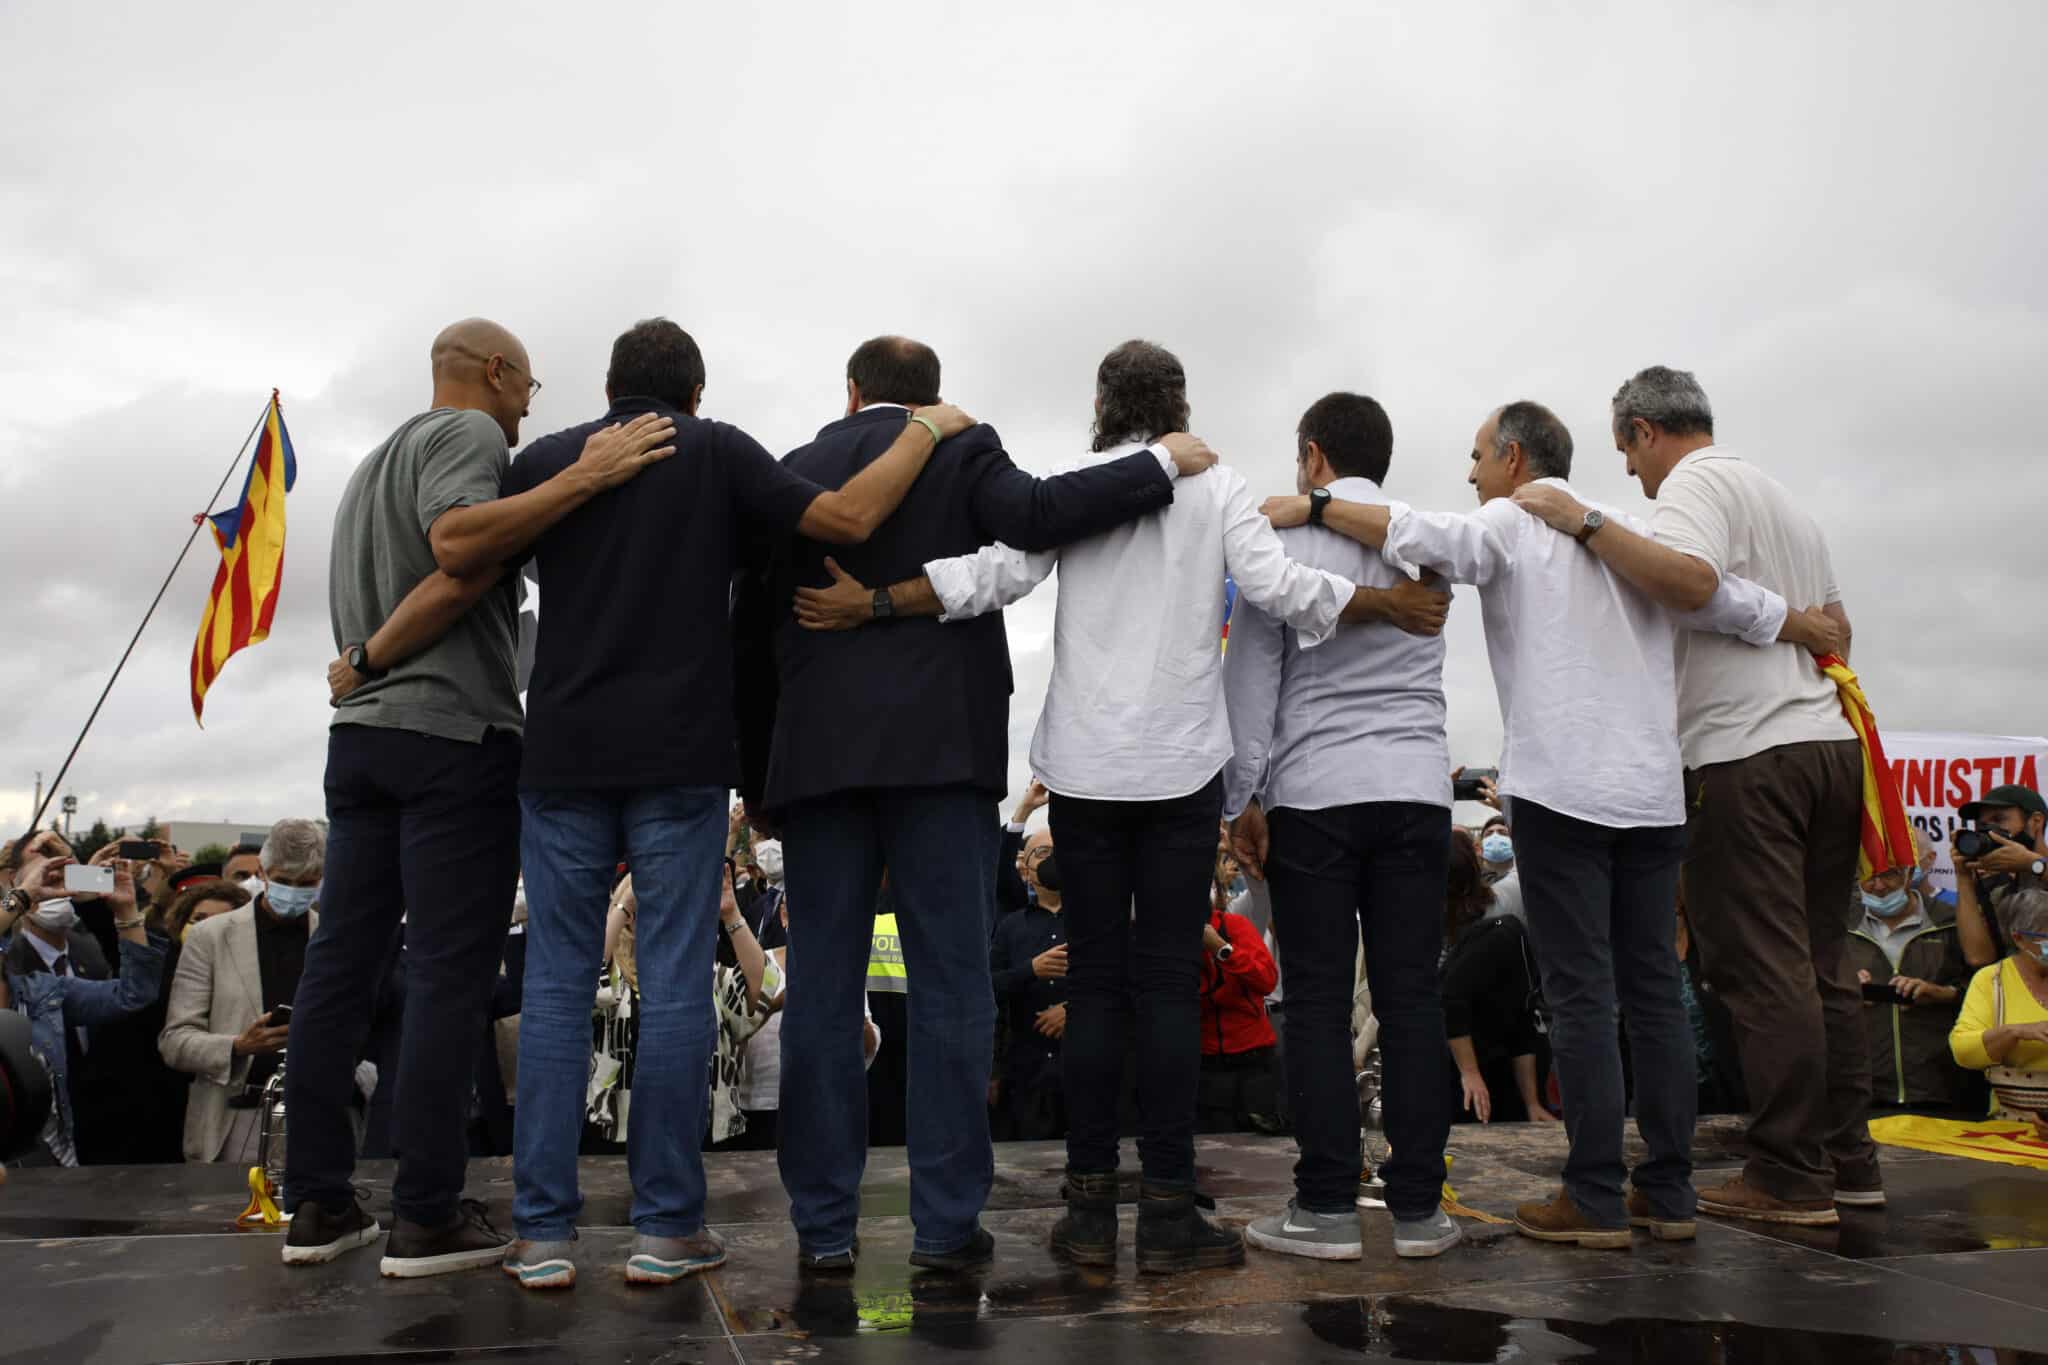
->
xmin=741 ymin=836 xmax=788 ymax=949
xmin=1478 ymin=818 xmax=1525 ymax=923
xmin=1951 ymin=890 xmax=2048 ymax=1124
xmin=0 ymin=851 xmax=163 ymax=1167
xmin=160 ymin=818 xmax=326 ymax=1164
xmin=1845 ymin=843 xmax=1972 ymax=1114
xmin=1950 ymin=785 xmax=2048 ymax=970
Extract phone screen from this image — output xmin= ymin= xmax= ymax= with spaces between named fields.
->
xmin=118 ymin=840 xmax=159 ymax=860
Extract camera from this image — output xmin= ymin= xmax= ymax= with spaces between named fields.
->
xmin=1954 ymin=826 xmax=2022 ymax=861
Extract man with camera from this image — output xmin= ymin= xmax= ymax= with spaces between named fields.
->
xmin=1950 ymin=784 xmax=2048 ymax=969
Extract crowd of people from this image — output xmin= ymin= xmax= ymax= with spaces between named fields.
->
xmin=4 ymin=318 xmax=2045 ymax=1290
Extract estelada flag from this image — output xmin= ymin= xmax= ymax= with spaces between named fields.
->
xmin=1817 ymin=653 xmax=1916 ymax=879
xmin=190 ymin=391 xmax=296 ymax=725
xmin=1869 ymin=1114 xmax=2048 ymax=1171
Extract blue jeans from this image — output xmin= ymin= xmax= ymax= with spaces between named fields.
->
xmin=514 ymin=785 xmax=725 ymax=1240
xmin=779 ymin=787 xmax=998 ymax=1257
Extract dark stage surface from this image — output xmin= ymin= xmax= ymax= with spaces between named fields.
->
xmin=7 ymin=1117 xmax=2048 ymax=1363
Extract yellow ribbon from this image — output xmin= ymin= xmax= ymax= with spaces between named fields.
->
xmin=236 ymin=1165 xmax=284 ymax=1228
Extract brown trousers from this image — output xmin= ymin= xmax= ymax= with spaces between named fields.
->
xmin=1683 ymin=737 xmax=1877 ymax=1202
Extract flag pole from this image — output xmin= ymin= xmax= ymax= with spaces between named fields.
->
xmin=17 ymin=393 xmax=276 ymax=845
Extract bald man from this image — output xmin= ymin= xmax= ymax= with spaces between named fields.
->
xmin=284 ymin=319 xmax=673 ymax=1280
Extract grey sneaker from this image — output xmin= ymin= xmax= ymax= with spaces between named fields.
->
xmin=1392 ymin=1208 xmax=1463 ymax=1259
xmin=626 ymin=1229 xmax=727 ymax=1284
xmin=503 ymin=1239 xmax=576 ymax=1291
xmin=1244 ymin=1201 xmax=1363 ymax=1261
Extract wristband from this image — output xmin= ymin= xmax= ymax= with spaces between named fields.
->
xmin=910 ymin=415 xmax=945 ymax=447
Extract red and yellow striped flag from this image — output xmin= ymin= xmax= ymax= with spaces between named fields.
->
xmin=1818 ymin=654 xmax=1916 ymax=880
xmin=190 ymin=391 xmax=297 ymax=724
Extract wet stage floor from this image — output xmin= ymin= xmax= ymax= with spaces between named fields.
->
xmin=6 ymin=1116 xmax=2047 ymax=1363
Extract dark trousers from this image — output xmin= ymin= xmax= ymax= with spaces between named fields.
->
xmin=285 ymin=724 xmax=521 ymax=1225
xmin=1513 ymin=798 xmax=1694 ymax=1226
xmin=1050 ymin=774 xmax=1223 ymax=1186
xmin=1266 ymin=802 xmax=1452 ymax=1220
xmin=1684 ymin=738 xmax=1875 ymax=1202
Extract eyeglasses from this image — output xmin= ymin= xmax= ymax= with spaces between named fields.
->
xmin=453 ymin=346 xmax=542 ymax=398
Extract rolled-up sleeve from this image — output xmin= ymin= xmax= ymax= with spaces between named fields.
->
xmin=1675 ymin=573 xmax=1787 ymax=646
xmin=925 ymin=543 xmax=1057 ymax=622
xmin=1383 ymin=501 xmax=1515 ymax=587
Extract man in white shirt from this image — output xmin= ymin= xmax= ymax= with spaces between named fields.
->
xmin=1220 ymin=392 xmax=1465 ymax=1262
xmin=1264 ymin=399 xmax=1840 ymax=1249
xmin=789 ymin=342 xmax=1430 ymax=1276
xmin=1511 ymin=366 xmax=1869 ymax=1228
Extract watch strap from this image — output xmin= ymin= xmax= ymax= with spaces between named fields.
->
xmin=1308 ymin=488 xmax=1331 ymax=526
xmin=871 ymin=588 xmax=894 ymax=619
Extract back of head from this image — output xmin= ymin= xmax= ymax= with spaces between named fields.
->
xmin=160 ymin=878 xmax=251 ymax=939
xmin=260 ymin=818 xmax=326 ymax=882
xmin=2005 ymin=888 xmax=2048 ymax=945
xmin=1298 ymin=392 xmax=1394 ymax=484
xmin=1611 ymin=366 xmax=1714 ymax=442
xmin=1495 ymin=401 xmax=1573 ymax=479
xmin=1444 ymin=828 xmax=1493 ymax=941
xmin=608 ymin=318 xmax=706 ymax=411
xmin=846 ymin=336 xmax=941 ymax=407
xmin=1091 ymin=340 xmax=1189 ymax=453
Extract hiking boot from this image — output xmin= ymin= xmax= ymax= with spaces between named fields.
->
xmin=1135 ymin=1180 xmax=1244 ymax=1275
xmin=1392 ymin=1208 xmax=1463 ymax=1259
xmin=1049 ymin=1169 xmax=1120 ymax=1266
xmin=627 ymin=1229 xmax=726 ymax=1284
xmin=908 ymin=1226 xmax=994 ymax=1272
xmin=282 ymin=1196 xmax=381 ymax=1266
xmin=1244 ymin=1200 xmax=1363 ymax=1261
xmin=1697 ymin=1178 xmax=1838 ymax=1227
xmin=504 ymin=1238 xmax=577 ymax=1290
xmin=1515 ymin=1189 xmax=1632 ymax=1249
xmin=379 ymin=1200 xmax=512 ymax=1278
xmin=1626 ymin=1190 xmax=1697 ymax=1242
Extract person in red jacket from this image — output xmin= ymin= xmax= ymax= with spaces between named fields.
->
xmin=1196 ymin=905 xmax=1282 ymax=1133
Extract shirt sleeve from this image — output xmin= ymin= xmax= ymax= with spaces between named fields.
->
xmin=1220 ymin=592 xmax=1286 ymax=821
xmin=1218 ymin=474 xmax=1351 ymax=648
xmin=924 ymin=542 xmax=1058 ymax=622
xmin=1950 ymin=962 xmax=1999 ymax=1071
xmin=1673 ymin=572 xmax=1787 ymax=646
xmin=416 ymin=410 xmax=511 ymax=537
xmin=724 ymin=424 xmax=826 ymax=533
xmin=1649 ymin=464 xmax=1732 ymax=578
xmin=1381 ymin=499 xmax=1516 ymax=587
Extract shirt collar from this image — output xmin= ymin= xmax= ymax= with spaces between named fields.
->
xmin=857 ymin=402 xmax=909 ymax=414
xmin=1670 ymin=445 xmax=1730 ymax=476
xmin=1864 ymin=898 xmax=1929 ymax=938
xmin=26 ymin=930 xmax=65 ymax=969
xmin=1324 ymin=475 xmax=1386 ymax=501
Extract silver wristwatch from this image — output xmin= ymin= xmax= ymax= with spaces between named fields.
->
xmin=1574 ymin=508 xmax=1606 ymax=544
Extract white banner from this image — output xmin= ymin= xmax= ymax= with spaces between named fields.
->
xmin=1884 ymin=731 xmax=2048 ymax=896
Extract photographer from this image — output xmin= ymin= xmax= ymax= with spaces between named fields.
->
xmin=0 ymin=851 xmax=163 ymax=1166
xmin=1950 ymin=785 xmax=2048 ymax=970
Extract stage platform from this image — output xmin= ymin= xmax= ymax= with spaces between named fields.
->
xmin=6 ymin=1117 xmax=2048 ymax=1363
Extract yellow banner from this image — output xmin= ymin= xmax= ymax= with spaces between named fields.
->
xmin=1869 ymin=1114 xmax=2048 ymax=1170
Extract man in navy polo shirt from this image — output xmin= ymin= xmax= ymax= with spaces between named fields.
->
xmin=499 ymin=318 xmax=970 ymax=1292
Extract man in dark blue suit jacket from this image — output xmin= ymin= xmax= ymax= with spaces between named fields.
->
xmin=735 ymin=335 xmax=1210 ymax=1272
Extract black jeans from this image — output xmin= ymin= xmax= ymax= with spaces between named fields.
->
xmin=1050 ymin=774 xmax=1223 ymax=1186
xmin=1265 ymin=801 xmax=1451 ymax=1220
xmin=285 ymin=724 xmax=521 ymax=1225
xmin=1512 ymin=797 xmax=1693 ymax=1226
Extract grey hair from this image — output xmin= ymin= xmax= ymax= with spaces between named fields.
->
xmin=1611 ymin=366 xmax=1714 ymax=443
xmin=2005 ymin=888 xmax=2048 ymax=941
xmin=260 ymin=818 xmax=326 ymax=881
xmin=1494 ymin=401 xmax=1573 ymax=479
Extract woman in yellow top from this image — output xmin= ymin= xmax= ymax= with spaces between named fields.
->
xmin=1950 ymin=889 xmax=2048 ymax=1118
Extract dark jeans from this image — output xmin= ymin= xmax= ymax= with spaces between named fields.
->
xmin=285 ymin=724 xmax=521 ymax=1225
xmin=1684 ymin=738 xmax=1875 ymax=1202
xmin=1266 ymin=802 xmax=1451 ymax=1220
xmin=1512 ymin=798 xmax=1693 ymax=1226
xmin=1050 ymin=774 xmax=1223 ymax=1187
xmin=779 ymin=786 xmax=998 ymax=1257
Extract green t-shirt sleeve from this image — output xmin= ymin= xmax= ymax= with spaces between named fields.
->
xmin=415 ymin=410 xmax=511 ymax=539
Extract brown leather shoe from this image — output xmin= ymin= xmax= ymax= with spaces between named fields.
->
xmin=1697 ymin=1177 xmax=1838 ymax=1226
xmin=1514 ymin=1189 xmax=1632 ymax=1249
xmin=1625 ymin=1190 xmax=1697 ymax=1242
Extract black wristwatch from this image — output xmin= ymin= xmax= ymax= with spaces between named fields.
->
xmin=346 ymin=643 xmax=387 ymax=680
xmin=1307 ymin=487 xmax=1332 ymax=527
xmin=872 ymin=589 xmax=895 ymax=620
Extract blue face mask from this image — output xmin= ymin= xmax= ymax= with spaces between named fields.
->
xmin=264 ymin=880 xmax=319 ymax=919
xmin=1481 ymin=834 xmax=1514 ymax=866
xmin=1861 ymin=886 xmax=1910 ymax=918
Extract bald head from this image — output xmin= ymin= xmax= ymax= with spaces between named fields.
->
xmin=429 ymin=318 xmax=534 ymax=444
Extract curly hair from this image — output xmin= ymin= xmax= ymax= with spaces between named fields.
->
xmin=1090 ymin=340 xmax=1190 ymax=453
xmin=1444 ymin=828 xmax=1496 ymax=945
xmin=156 ymin=878 xmax=250 ymax=939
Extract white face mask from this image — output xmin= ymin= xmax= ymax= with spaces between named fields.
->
xmin=238 ymin=875 xmax=267 ymax=898
xmin=29 ymin=897 xmax=78 ymax=932
xmin=755 ymin=841 xmax=785 ymax=882
xmin=264 ymin=880 xmax=319 ymax=919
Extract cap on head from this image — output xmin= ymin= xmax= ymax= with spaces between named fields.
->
xmin=1960 ymin=785 xmax=2048 ymax=823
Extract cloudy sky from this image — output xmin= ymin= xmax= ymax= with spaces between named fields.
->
xmin=3 ymin=2 xmax=2043 ymax=838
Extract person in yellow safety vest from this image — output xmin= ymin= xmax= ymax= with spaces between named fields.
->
xmin=867 ymin=914 xmax=908 ymax=995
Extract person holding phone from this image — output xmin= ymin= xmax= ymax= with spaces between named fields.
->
xmin=160 ymin=819 xmax=327 ymax=1165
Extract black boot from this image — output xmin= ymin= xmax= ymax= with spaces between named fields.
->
xmin=1049 ymin=1169 xmax=1120 ymax=1266
xmin=1136 ymin=1179 xmax=1244 ymax=1275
